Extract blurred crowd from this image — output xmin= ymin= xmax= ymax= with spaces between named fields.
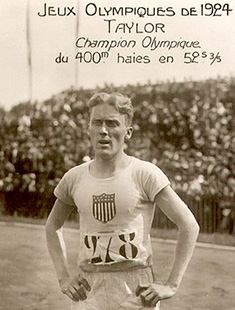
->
xmin=0 ymin=78 xmax=234 ymax=221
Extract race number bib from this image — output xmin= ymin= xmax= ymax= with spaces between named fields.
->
xmin=83 ymin=231 xmax=143 ymax=265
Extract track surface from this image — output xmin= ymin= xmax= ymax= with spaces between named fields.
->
xmin=0 ymin=223 xmax=234 ymax=310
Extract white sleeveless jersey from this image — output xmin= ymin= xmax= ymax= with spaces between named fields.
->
xmin=54 ymin=157 xmax=170 ymax=272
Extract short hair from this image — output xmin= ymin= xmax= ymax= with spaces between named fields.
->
xmin=88 ymin=92 xmax=133 ymax=125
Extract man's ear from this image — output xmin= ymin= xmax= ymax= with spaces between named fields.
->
xmin=125 ymin=127 xmax=133 ymax=141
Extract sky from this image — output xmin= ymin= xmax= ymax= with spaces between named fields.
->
xmin=0 ymin=0 xmax=235 ymax=110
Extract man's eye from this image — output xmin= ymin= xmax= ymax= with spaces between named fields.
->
xmin=92 ymin=120 xmax=102 ymax=126
xmin=106 ymin=120 xmax=118 ymax=127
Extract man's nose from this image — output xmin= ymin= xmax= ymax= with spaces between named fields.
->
xmin=99 ymin=122 xmax=108 ymax=134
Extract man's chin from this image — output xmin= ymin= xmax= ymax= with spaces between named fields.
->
xmin=96 ymin=149 xmax=114 ymax=160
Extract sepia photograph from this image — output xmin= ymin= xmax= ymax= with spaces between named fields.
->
xmin=0 ymin=1 xmax=234 ymax=309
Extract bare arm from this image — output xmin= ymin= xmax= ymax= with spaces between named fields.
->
xmin=156 ymin=185 xmax=199 ymax=288
xmin=137 ymin=185 xmax=199 ymax=307
xmin=45 ymin=199 xmax=91 ymax=301
xmin=45 ymin=198 xmax=75 ymax=281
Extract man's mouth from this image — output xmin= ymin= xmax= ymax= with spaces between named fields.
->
xmin=98 ymin=139 xmax=110 ymax=145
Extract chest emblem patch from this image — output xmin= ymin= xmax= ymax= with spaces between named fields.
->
xmin=92 ymin=193 xmax=116 ymax=223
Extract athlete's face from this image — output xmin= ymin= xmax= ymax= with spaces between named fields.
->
xmin=89 ymin=104 xmax=132 ymax=160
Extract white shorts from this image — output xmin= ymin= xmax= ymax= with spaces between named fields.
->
xmin=71 ymin=267 xmax=160 ymax=310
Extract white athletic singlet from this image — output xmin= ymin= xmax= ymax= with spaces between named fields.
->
xmin=54 ymin=157 xmax=170 ymax=272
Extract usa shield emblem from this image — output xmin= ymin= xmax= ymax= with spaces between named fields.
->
xmin=92 ymin=193 xmax=116 ymax=223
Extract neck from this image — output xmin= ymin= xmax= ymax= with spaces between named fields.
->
xmin=90 ymin=152 xmax=130 ymax=178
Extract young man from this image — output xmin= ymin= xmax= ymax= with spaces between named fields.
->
xmin=46 ymin=92 xmax=199 ymax=310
